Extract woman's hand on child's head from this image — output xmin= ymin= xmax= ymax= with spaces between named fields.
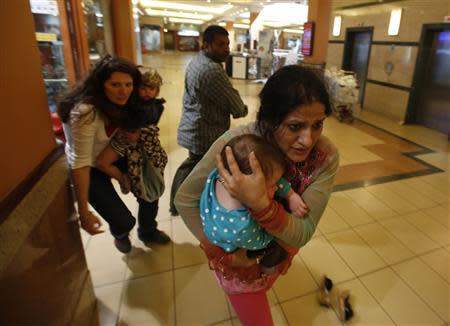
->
xmin=79 ymin=211 xmax=104 ymax=235
xmin=287 ymin=192 xmax=308 ymax=218
xmin=216 ymin=147 xmax=270 ymax=212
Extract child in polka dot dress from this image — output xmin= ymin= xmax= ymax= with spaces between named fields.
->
xmin=200 ymin=134 xmax=308 ymax=269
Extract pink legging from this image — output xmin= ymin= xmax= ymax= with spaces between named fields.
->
xmin=227 ymin=290 xmax=274 ymax=326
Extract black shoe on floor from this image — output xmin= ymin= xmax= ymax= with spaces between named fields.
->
xmin=141 ymin=230 xmax=171 ymax=245
xmin=114 ymin=237 xmax=132 ymax=253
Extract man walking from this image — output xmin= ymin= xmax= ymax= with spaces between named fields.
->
xmin=170 ymin=25 xmax=248 ymax=215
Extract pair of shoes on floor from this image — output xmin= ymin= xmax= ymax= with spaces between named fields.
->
xmin=114 ymin=236 xmax=132 ymax=254
xmin=317 ymin=276 xmax=354 ymax=322
xmin=141 ymin=229 xmax=171 ymax=245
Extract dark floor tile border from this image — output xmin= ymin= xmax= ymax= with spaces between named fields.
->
xmin=332 ymin=119 xmax=444 ymax=192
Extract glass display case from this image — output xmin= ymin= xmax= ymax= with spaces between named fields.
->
xmin=31 ymin=0 xmax=68 ymax=113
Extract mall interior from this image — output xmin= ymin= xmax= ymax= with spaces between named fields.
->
xmin=1 ymin=0 xmax=449 ymax=325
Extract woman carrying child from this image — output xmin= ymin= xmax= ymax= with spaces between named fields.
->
xmin=175 ymin=65 xmax=339 ymax=325
xmin=59 ymin=55 xmax=169 ymax=254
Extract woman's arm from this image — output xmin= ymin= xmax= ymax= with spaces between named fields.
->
xmin=71 ymin=166 xmax=104 ymax=234
xmin=96 ymin=144 xmax=124 ymax=182
xmin=218 ymin=140 xmax=340 ymax=248
xmin=65 ymin=104 xmax=105 ymax=235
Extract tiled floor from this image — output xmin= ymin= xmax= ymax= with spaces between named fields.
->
xmin=83 ymin=52 xmax=449 ymax=326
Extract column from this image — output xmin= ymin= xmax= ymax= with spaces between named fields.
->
xmin=303 ymin=0 xmax=332 ymax=65
xmin=111 ymin=0 xmax=137 ymax=63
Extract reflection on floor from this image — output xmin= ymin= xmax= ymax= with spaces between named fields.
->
xmin=83 ymin=52 xmax=449 ymax=326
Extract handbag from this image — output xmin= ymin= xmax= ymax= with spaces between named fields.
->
xmin=140 ymin=151 xmax=165 ymax=202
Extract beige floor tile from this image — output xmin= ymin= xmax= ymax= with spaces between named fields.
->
xmin=272 ymin=256 xmax=319 ymax=302
xmin=384 ymin=181 xmax=440 ymax=209
xmin=299 ymin=236 xmax=356 ymax=284
xmin=86 ymin=232 xmax=128 ymax=287
xmin=343 ymin=188 xmax=397 ymax=220
xmin=213 ymin=319 xmax=234 ymax=326
xmin=328 ymin=192 xmax=375 ymax=227
xmin=416 ymin=152 xmax=449 ymax=171
xmin=360 ymin=268 xmax=442 ymax=326
xmin=353 ymin=222 xmax=414 ymax=265
xmin=317 ymin=206 xmax=351 ymax=234
xmin=172 ymin=217 xmax=207 ymax=268
xmin=125 ymin=221 xmax=173 ymax=280
xmin=392 ymin=258 xmax=449 ymax=322
xmin=325 ymin=229 xmax=386 ymax=276
xmin=119 ymin=272 xmax=175 ymax=326
xmin=174 ymin=264 xmax=230 ymax=325
xmin=94 ymin=282 xmax=123 ymax=326
xmin=420 ymin=172 xmax=449 ymax=194
xmin=281 ymin=292 xmax=341 ymax=326
xmin=419 ymin=248 xmax=450 ymax=283
xmin=332 ymin=278 xmax=395 ymax=326
xmin=366 ymin=184 xmax=419 ymax=215
xmin=402 ymin=178 xmax=449 ymax=204
xmin=421 ymin=204 xmax=450 ymax=229
xmin=379 ymin=217 xmax=440 ymax=254
xmin=81 ymin=230 xmax=92 ymax=250
xmin=402 ymin=211 xmax=449 ymax=246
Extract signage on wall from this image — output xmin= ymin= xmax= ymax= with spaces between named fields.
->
xmin=301 ymin=21 xmax=315 ymax=56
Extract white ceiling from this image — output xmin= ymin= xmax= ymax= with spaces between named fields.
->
xmin=137 ymin=0 xmax=308 ymax=30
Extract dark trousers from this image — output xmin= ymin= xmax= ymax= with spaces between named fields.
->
xmin=89 ymin=167 xmax=159 ymax=240
xmin=169 ymin=151 xmax=203 ymax=214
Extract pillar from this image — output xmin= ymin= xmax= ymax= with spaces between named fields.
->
xmin=303 ymin=0 xmax=332 ymax=65
xmin=0 ymin=2 xmax=97 ymax=325
xmin=112 ymin=0 xmax=137 ymax=63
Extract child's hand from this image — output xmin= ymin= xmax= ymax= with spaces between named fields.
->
xmin=119 ymin=174 xmax=131 ymax=194
xmin=124 ymin=130 xmax=141 ymax=143
xmin=287 ymin=191 xmax=308 ymax=218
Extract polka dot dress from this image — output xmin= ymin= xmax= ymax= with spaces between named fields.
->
xmin=200 ymin=169 xmax=273 ymax=252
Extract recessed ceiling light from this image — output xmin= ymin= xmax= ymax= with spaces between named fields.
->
xmin=140 ymin=0 xmax=232 ymax=14
xmin=145 ymin=8 xmax=213 ymax=20
xmin=168 ymin=17 xmax=204 ymax=24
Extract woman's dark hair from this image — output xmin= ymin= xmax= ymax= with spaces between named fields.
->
xmin=221 ymin=134 xmax=286 ymax=178
xmin=257 ymin=65 xmax=332 ymax=141
xmin=203 ymin=25 xmax=228 ymax=45
xmin=58 ymin=55 xmax=141 ymax=123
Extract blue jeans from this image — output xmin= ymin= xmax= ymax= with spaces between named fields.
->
xmin=89 ymin=167 xmax=159 ymax=240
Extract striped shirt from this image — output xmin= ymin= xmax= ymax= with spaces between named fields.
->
xmin=177 ymin=51 xmax=247 ymax=155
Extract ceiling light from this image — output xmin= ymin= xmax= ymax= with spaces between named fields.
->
xmin=168 ymin=17 xmax=204 ymax=25
xmin=140 ymin=0 xmax=232 ymax=14
xmin=263 ymin=21 xmax=288 ymax=28
xmin=283 ymin=28 xmax=303 ymax=34
xmin=218 ymin=22 xmax=226 ymax=27
xmin=178 ymin=30 xmax=200 ymax=36
xmin=234 ymin=23 xmax=250 ymax=29
xmin=332 ymin=15 xmax=342 ymax=36
xmin=388 ymin=8 xmax=402 ymax=35
xmin=145 ymin=9 xmax=213 ymax=20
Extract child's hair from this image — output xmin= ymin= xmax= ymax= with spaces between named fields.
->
xmin=141 ymin=68 xmax=163 ymax=89
xmin=117 ymin=106 xmax=151 ymax=131
xmin=220 ymin=134 xmax=286 ymax=178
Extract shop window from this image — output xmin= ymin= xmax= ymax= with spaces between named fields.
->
xmin=82 ymin=0 xmax=108 ymax=65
